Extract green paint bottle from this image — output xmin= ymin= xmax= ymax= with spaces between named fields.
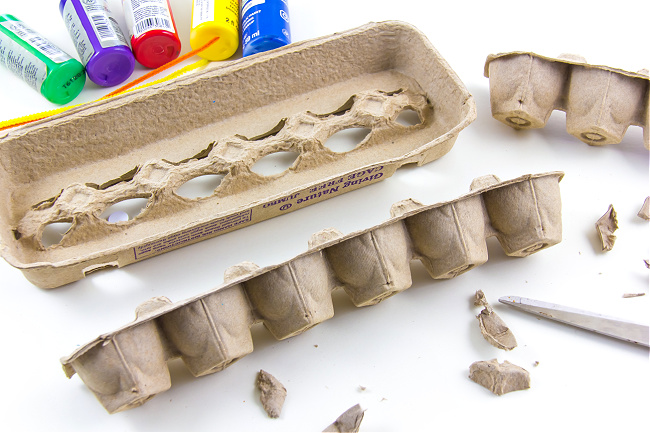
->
xmin=0 ymin=14 xmax=85 ymax=104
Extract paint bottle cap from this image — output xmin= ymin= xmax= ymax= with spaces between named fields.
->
xmin=85 ymin=46 xmax=135 ymax=87
xmin=40 ymin=60 xmax=86 ymax=104
xmin=132 ymin=32 xmax=181 ymax=69
xmin=190 ymin=23 xmax=238 ymax=61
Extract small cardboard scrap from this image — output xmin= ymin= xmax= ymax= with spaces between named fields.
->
xmin=469 ymin=359 xmax=530 ymax=396
xmin=622 ymin=293 xmax=645 ymax=298
xmin=596 ymin=205 xmax=618 ymax=252
xmin=638 ymin=197 xmax=650 ymax=220
xmin=0 ymin=21 xmax=476 ymax=289
xmin=484 ymin=52 xmax=649 ymax=149
xmin=474 ymin=290 xmax=517 ymax=350
xmin=257 ymin=370 xmax=286 ymax=418
xmin=323 ymin=404 xmax=365 ymax=433
xmin=60 ymin=172 xmax=563 ymax=414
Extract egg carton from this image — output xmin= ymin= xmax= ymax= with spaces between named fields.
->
xmin=61 ymin=171 xmax=564 ymax=413
xmin=0 ymin=21 xmax=476 ymax=289
xmin=484 ymin=52 xmax=649 ymax=148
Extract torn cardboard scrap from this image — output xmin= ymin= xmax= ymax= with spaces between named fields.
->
xmin=596 ymin=205 xmax=618 ymax=252
xmin=638 ymin=197 xmax=650 ymax=220
xmin=473 ymin=289 xmax=489 ymax=308
xmin=474 ymin=290 xmax=517 ymax=350
xmin=60 ymin=172 xmax=563 ymax=414
xmin=484 ymin=52 xmax=649 ymax=149
xmin=0 ymin=21 xmax=476 ymax=289
xmin=469 ymin=359 xmax=530 ymax=396
xmin=257 ymin=370 xmax=286 ymax=418
xmin=323 ymin=404 xmax=365 ymax=433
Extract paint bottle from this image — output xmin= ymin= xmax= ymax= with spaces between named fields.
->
xmin=0 ymin=14 xmax=86 ymax=104
xmin=241 ymin=0 xmax=290 ymax=57
xmin=122 ymin=0 xmax=181 ymax=68
xmin=190 ymin=0 xmax=239 ymax=61
xmin=59 ymin=0 xmax=134 ymax=87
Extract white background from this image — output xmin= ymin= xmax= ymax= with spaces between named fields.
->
xmin=0 ymin=1 xmax=648 ymax=431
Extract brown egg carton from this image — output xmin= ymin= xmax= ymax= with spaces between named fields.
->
xmin=60 ymin=171 xmax=564 ymax=414
xmin=0 ymin=21 xmax=476 ymax=289
xmin=484 ymin=52 xmax=649 ymax=148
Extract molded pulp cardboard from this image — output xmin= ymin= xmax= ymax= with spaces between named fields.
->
xmin=485 ymin=52 xmax=649 ymax=148
xmin=0 ymin=21 xmax=476 ymax=288
xmin=61 ymin=172 xmax=564 ymax=413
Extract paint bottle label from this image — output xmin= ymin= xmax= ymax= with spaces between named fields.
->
xmin=0 ymin=20 xmax=71 ymax=64
xmin=0 ymin=25 xmax=48 ymax=91
xmin=77 ymin=0 xmax=129 ymax=47
xmin=124 ymin=0 xmax=175 ymax=39
xmin=192 ymin=0 xmax=238 ymax=29
xmin=192 ymin=0 xmax=215 ymax=27
xmin=61 ymin=1 xmax=95 ymax=64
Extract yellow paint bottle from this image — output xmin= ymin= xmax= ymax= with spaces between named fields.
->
xmin=190 ymin=0 xmax=239 ymax=61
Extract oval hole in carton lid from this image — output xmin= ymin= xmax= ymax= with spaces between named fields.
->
xmin=324 ymin=128 xmax=371 ymax=153
xmin=395 ymin=109 xmax=422 ymax=126
xmin=175 ymin=174 xmax=224 ymax=199
xmin=251 ymin=151 xmax=299 ymax=176
xmin=100 ymin=197 xmax=151 ymax=223
xmin=107 ymin=211 xmax=129 ymax=223
xmin=42 ymin=221 xmax=73 ymax=248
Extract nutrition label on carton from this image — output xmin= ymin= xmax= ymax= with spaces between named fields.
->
xmin=134 ymin=209 xmax=252 ymax=259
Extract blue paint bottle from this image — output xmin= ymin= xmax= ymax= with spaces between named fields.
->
xmin=241 ymin=0 xmax=290 ymax=57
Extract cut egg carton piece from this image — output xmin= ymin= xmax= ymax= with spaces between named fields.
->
xmin=484 ymin=52 xmax=649 ymax=149
xmin=61 ymin=172 xmax=564 ymax=414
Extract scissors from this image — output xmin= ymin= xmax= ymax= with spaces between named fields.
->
xmin=499 ymin=296 xmax=649 ymax=348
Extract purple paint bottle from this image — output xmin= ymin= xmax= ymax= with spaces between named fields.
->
xmin=59 ymin=0 xmax=134 ymax=87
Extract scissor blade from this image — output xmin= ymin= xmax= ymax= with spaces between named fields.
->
xmin=498 ymin=296 xmax=649 ymax=347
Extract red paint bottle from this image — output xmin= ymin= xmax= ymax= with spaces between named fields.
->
xmin=122 ymin=0 xmax=181 ymax=69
